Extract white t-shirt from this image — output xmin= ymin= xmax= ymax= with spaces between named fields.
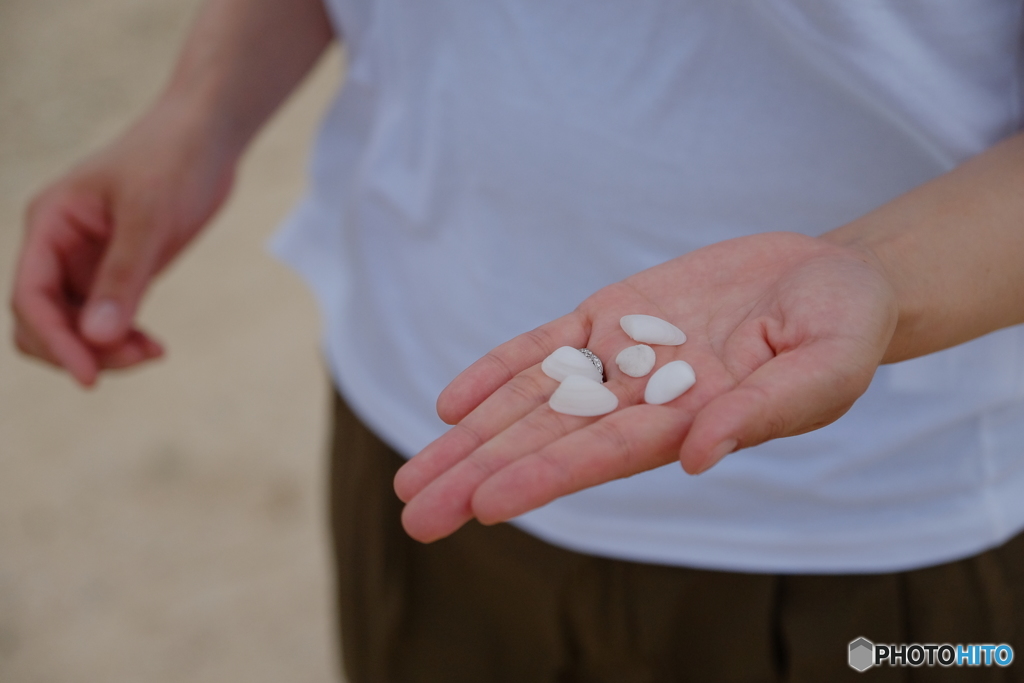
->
xmin=272 ymin=0 xmax=1024 ymax=572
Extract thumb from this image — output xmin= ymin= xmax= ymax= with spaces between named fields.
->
xmin=679 ymin=341 xmax=875 ymax=474
xmin=80 ymin=212 xmax=162 ymax=346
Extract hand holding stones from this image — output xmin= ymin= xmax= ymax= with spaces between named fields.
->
xmin=396 ymin=233 xmax=900 ymax=544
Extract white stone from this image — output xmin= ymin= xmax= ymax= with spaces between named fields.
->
xmin=615 ymin=344 xmax=656 ymax=378
xmin=549 ymin=375 xmax=619 ymax=416
xmin=541 ymin=346 xmax=603 ymax=383
xmin=620 ymin=314 xmax=686 ymax=346
xmin=644 ymin=360 xmax=696 ymax=405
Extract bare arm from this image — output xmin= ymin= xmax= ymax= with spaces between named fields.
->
xmin=825 ymin=131 xmax=1024 ymax=364
xmin=11 ymin=0 xmax=333 ymax=385
xmin=164 ymin=0 xmax=334 ymax=159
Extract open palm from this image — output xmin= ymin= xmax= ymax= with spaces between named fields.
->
xmin=395 ymin=232 xmax=899 ymax=542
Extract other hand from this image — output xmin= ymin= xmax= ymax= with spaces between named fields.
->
xmin=11 ymin=105 xmax=236 ymax=386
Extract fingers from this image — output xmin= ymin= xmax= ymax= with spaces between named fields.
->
xmin=14 ymin=314 xmax=164 ymax=384
xmin=401 ymin=309 xmax=689 ymax=541
xmin=96 ymin=330 xmax=165 ymax=369
xmin=401 ymin=334 xmax=876 ymax=541
xmin=678 ymin=339 xmax=872 ymax=474
xmin=400 ymin=399 xmax=594 ymax=542
xmin=14 ymin=320 xmax=97 ymax=385
xmin=401 ymin=402 xmax=689 ymax=542
xmin=13 ymin=194 xmax=164 ymax=384
xmin=435 ymin=312 xmax=590 ymax=424
xmin=397 ymin=317 xmax=657 ymax=508
xmin=79 ymin=206 xmax=162 ymax=347
xmin=400 ymin=375 xmax=667 ymax=542
xmin=11 ymin=230 xmax=101 ymax=384
xmin=394 ymin=367 xmax=559 ymax=503
xmin=471 ymin=404 xmax=689 ymax=525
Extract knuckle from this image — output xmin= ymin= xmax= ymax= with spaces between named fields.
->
xmin=536 ymin=449 xmax=575 ymax=489
xmin=762 ymin=412 xmax=788 ymax=442
xmin=523 ymin=325 xmax=557 ymax=356
xmin=482 ymin=350 xmax=516 ymax=385
xmin=10 ymin=291 xmax=38 ymax=330
xmin=466 ymin=454 xmax=498 ymax=480
xmin=13 ymin=326 xmax=44 ymax=361
xmin=531 ymin=411 xmax=570 ymax=441
xmin=453 ymin=422 xmax=485 ymax=452
xmin=504 ymin=374 xmax=547 ymax=406
xmin=23 ymin=182 xmax=70 ymax=236
xmin=593 ymin=418 xmax=634 ymax=465
xmin=749 ymin=387 xmax=788 ymax=442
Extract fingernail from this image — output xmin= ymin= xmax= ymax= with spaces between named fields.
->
xmin=82 ymin=300 xmax=121 ymax=341
xmin=697 ymin=439 xmax=738 ymax=474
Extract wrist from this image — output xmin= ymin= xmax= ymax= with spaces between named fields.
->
xmin=815 ymin=223 xmax=921 ymax=362
xmin=152 ymin=78 xmax=249 ymax=165
xmin=112 ymin=86 xmax=243 ymax=191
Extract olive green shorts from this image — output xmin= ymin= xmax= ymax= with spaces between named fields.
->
xmin=329 ymin=391 xmax=1024 ymax=683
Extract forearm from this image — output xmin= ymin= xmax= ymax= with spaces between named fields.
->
xmin=149 ymin=0 xmax=333 ymax=165
xmin=823 ymin=131 xmax=1024 ymax=364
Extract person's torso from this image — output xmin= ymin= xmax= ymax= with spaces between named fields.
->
xmin=272 ymin=0 xmax=1024 ymax=571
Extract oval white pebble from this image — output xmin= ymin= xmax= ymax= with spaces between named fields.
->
xmin=615 ymin=344 xmax=656 ymax=378
xmin=541 ymin=346 xmax=603 ymax=383
xmin=644 ymin=360 xmax=696 ymax=405
xmin=620 ymin=314 xmax=686 ymax=346
xmin=549 ymin=375 xmax=619 ymax=416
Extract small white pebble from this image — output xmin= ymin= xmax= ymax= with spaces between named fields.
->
xmin=615 ymin=344 xmax=656 ymax=378
xmin=620 ymin=314 xmax=686 ymax=346
xmin=549 ymin=375 xmax=619 ymax=416
xmin=644 ymin=360 xmax=696 ymax=405
xmin=542 ymin=346 xmax=603 ymax=383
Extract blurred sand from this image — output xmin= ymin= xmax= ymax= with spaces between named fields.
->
xmin=0 ymin=0 xmax=343 ymax=681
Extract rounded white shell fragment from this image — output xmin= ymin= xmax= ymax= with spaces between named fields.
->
xmin=542 ymin=346 xmax=603 ymax=383
xmin=644 ymin=360 xmax=696 ymax=405
xmin=620 ymin=314 xmax=686 ymax=346
xmin=615 ymin=344 xmax=656 ymax=378
xmin=549 ymin=375 xmax=619 ymax=416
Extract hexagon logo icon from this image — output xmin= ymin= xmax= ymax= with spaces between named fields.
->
xmin=849 ymin=637 xmax=874 ymax=672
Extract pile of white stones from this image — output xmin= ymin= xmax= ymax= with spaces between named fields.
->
xmin=543 ymin=314 xmax=696 ymax=417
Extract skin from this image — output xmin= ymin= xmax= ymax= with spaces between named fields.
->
xmin=394 ymin=233 xmax=898 ymax=541
xmin=11 ymin=0 xmax=332 ymax=386
xmin=395 ymin=132 xmax=1024 ymax=542
xmin=11 ymin=1 xmax=1024 ymax=543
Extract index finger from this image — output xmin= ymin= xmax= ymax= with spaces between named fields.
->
xmin=12 ymin=236 xmax=99 ymax=385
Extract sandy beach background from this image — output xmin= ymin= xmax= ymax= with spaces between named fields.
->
xmin=0 ymin=0 xmax=343 ymax=680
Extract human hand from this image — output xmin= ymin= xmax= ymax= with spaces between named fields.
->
xmin=394 ymin=232 xmax=900 ymax=542
xmin=11 ymin=105 xmax=237 ymax=386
